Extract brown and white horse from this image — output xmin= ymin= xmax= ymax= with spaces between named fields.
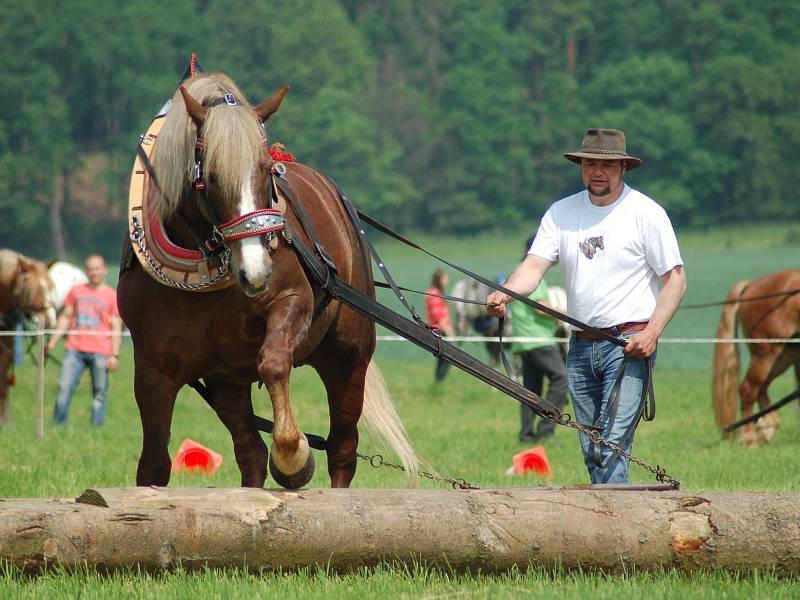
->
xmin=118 ymin=72 xmax=417 ymax=488
xmin=0 ymin=249 xmax=56 ymax=423
xmin=712 ymin=269 xmax=800 ymax=446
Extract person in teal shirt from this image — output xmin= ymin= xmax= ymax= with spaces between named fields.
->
xmin=511 ymin=236 xmax=568 ymax=443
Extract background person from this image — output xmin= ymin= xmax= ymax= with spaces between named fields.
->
xmin=426 ymin=269 xmax=455 ymax=382
xmin=512 ymin=236 xmax=568 ymax=444
xmin=487 ymin=128 xmax=686 ymax=484
xmin=47 ymin=255 xmax=122 ymax=426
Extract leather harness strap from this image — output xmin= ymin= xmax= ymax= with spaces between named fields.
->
xmin=574 ymin=321 xmax=648 ymax=340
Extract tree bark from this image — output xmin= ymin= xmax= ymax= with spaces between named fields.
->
xmin=1 ymin=487 xmax=799 ymax=574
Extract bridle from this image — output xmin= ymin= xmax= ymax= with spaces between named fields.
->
xmin=179 ymin=93 xmax=286 ymax=265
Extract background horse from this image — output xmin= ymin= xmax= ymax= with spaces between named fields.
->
xmin=452 ymin=278 xmax=569 ymax=372
xmin=118 ymin=72 xmax=417 ymax=489
xmin=0 ymin=249 xmax=56 ymax=423
xmin=712 ymin=269 xmax=800 ymax=446
xmin=48 ymin=261 xmax=88 ymax=313
xmin=452 ymin=277 xmax=513 ymax=370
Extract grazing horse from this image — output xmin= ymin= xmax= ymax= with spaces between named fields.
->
xmin=118 ymin=72 xmax=417 ymax=489
xmin=0 ymin=249 xmax=56 ymax=423
xmin=712 ymin=269 xmax=800 ymax=446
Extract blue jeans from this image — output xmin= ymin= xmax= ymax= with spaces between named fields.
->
xmin=53 ymin=350 xmax=109 ymax=426
xmin=567 ymin=334 xmax=655 ymax=484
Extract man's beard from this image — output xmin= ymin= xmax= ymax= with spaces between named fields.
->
xmin=587 ymin=183 xmax=612 ymax=197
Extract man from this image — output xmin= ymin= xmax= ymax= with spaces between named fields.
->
xmin=47 ymin=255 xmax=122 ymax=426
xmin=512 ymin=235 xmax=567 ymax=444
xmin=487 ymin=129 xmax=686 ymax=483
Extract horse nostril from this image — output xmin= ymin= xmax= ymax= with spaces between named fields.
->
xmin=239 ymin=269 xmax=248 ymax=282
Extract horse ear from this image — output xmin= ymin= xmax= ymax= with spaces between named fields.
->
xmin=17 ymin=255 xmax=34 ymax=272
xmin=179 ymin=86 xmax=207 ymax=129
xmin=254 ymin=86 xmax=289 ymax=123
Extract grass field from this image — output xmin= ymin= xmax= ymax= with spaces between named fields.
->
xmin=1 ymin=223 xmax=799 ymax=597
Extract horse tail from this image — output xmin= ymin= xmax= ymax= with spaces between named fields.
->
xmin=361 ymin=359 xmax=420 ymax=485
xmin=712 ymin=279 xmax=750 ymax=436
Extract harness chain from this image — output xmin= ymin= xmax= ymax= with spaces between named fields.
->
xmin=131 ymin=214 xmax=232 ymax=290
xmin=356 ymin=452 xmax=479 ymax=490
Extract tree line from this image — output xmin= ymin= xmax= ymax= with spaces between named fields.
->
xmin=1 ymin=0 xmax=798 ymax=260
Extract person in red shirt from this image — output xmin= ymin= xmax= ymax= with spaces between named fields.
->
xmin=47 ymin=255 xmax=122 ymax=426
xmin=426 ymin=269 xmax=455 ymax=382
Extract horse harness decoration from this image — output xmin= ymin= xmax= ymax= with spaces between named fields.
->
xmin=128 ymin=96 xmax=287 ymax=293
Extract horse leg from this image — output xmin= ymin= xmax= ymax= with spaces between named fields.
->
xmin=205 ymin=380 xmax=267 ymax=487
xmin=738 ymin=348 xmax=786 ymax=447
xmin=0 ymin=338 xmax=12 ymax=424
xmin=754 ymin=345 xmax=799 ymax=444
xmin=258 ymin=307 xmax=314 ymax=489
xmin=134 ymin=365 xmax=180 ymax=486
xmin=314 ymin=353 xmax=368 ymax=488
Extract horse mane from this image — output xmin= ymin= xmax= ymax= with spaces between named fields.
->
xmin=153 ymin=73 xmax=266 ymax=220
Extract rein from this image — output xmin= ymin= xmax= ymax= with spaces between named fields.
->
xmin=681 ymin=286 xmax=800 ymax=310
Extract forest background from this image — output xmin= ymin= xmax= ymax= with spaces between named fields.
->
xmin=1 ymin=0 xmax=799 ymax=261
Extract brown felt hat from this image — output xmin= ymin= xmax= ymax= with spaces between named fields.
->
xmin=564 ymin=128 xmax=642 ymax=170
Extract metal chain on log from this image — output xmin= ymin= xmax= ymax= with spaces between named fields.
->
xmin=555 ymin=413 xmax=680 ymax=488
xmin=357 ymin=452 xmax=479 ymax=490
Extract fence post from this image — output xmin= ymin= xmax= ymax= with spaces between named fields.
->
xmin=36 ymin=330 xmax=45 ymax=439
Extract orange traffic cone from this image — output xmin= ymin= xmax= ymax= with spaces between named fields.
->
xmin=171 ymin=438 xmax=223 ymax=475
xmin=508 ymin=446 xmax=552 ymax=478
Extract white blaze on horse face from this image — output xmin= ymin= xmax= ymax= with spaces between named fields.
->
xmin=236 ymin=172 xmax=271 ymax=293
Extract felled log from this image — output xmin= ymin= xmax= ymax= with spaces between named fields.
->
xmin=1 ymin=486 xmax=799 ymax=574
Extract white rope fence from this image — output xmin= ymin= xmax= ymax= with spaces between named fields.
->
xmin=2 ymin=330 xmax=799 ymax=344
xmin=374 ymin=335 xmax=800 ymax=344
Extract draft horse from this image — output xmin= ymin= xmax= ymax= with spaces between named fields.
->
xmin=712 ymin=269 xmax=800 ymax=446
xmin=118 ymin=73 xmax=417 ymax=488
xmin=0 ymin=249 xmax=56 ymax=423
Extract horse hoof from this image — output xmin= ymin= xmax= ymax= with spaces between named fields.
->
xmin=269 ymin=450 xmax=315 ymax=489
xmin=739 ymin=431 xmax=757 ymax=448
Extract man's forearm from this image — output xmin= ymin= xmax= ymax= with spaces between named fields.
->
xmin=110 ymin=318 xmax=122 ymax=356
xmin=501 ymin=255 xmax=554 ymax=301
xmin=648 ymin=266 xmax=686 ymax=337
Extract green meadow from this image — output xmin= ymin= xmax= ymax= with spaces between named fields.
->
xmin=1 ymin=223 xmax=799 ymax=598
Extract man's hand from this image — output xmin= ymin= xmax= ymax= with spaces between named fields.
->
xmin=624 ymin=329 xmax=658 ymax=358
xmin=485 ymin=254 xmax=555 ymax=319
xmin=486 ymin=291 xmax=509 ymax=318
xmin=107 ymin=355 xmax=119 ymax=373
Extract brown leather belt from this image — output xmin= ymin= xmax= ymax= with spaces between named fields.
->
xmin=574 ymin=321 xmax=649 ymax=341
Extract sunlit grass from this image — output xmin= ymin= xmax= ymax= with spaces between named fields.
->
xmin=1 ymin=223 xmax=799 ymax=595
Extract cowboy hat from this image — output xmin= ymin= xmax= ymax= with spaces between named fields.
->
xmin=564 ymin=128 xmax=642 ymax=169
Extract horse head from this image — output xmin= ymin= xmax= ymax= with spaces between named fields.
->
xmin=5 ymin=253 xmax=56 ymax=328
xmin=154 ymin=73 xmax=289 ymax=297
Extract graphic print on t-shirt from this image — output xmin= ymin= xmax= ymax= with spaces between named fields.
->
xmin=75 ymin=295 xmax=108 ymax=330
xmin=579 ymin=234 xmax=604 ymax=259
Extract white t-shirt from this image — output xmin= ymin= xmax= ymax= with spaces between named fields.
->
xmin=529 ymin=185 xmax=683 ymax=329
